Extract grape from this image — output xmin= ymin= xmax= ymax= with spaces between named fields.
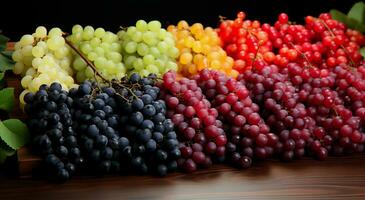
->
xmin=68 ymin=25 xmax=125 ymax=81
xmin=119 ymin=20 xmax=179 ymax=77
xmin=25 ymin=83 xmax=80 ymax=181
xmin=13 ymin=26 xmax=76 ymax=105
xmin=160 ymin=71 xmax=226 ymax=172
xmin=196 ymin=69 xmax=275 ymax=168
xmin=167 ymin=21 xmax=238 ymax=77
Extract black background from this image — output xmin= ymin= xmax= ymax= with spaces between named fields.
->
xmin=0 ymin=0 xmax=362 ymax=40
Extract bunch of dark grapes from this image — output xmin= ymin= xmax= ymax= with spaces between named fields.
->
xmin=160 ymin=71 xmax=227 ymax=172
xmin=194 ymin=69 xmax=277 ymax=168
xmin=239 ymin=65 xmax=317 ymax=161
xmin=68 ymin=81 xmax=124 ymax=175
xmin=25 ymin=83 xmax=81 ymax=181
xmin=112 ymin=73 xmax=181 ymax=176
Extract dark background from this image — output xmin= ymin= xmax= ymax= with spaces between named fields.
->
xmin=0 ymin=0 xmax=361 ymax=40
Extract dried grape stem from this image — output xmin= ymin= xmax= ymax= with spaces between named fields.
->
xmin=64 ymin=38 xmax=109 ymax=83
xmin=318 ymin=19 xmax=356 ymax=68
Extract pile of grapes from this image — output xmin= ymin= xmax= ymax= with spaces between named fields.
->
xmin=12 ymin=11 xmax=365 ymax=181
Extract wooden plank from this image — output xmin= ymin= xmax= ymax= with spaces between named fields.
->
xmin=0 ymin=155 xmax=365 ymax=200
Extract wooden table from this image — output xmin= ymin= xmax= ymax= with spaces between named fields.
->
xmin=0 ymin=154 xmax=364 ymax=200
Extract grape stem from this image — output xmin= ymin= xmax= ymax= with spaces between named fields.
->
xmin=289 ymin=42 xmax=315 ymax=69
xmin=63 ymin=37 xmax=109 ymax=83
xmin=317 ymin=19 xmax=356 ymax=68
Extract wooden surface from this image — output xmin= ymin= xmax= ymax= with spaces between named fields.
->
xmin=0 ymin=154 xmax=364 ymax=200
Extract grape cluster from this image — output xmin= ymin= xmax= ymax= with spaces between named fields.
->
xmin=112 ymin=73 xmax=181 ymax=176
xmin=24 ymin=83 xmax=80 ymax=181
xmin=167 ymin=21 xmax=238 ymax=77
xmin=218 ymin=12 xmax=365 ymax=72
xmin=69 ymin=81 xmax=124 ymax=174
xmin=13 ymin=27 xmax=76 ymax=104
xmin=119 ymin=20 xmax=179 ymax=77
xmin=160 ymin=71 xmax=227 ymax=172
xmin=194 ymin=69 xmax=277 ymax=168
xmin=68 ymin=25 xmax=126 ymax=82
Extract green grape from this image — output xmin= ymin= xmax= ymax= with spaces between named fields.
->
xmin=81 ymin=43 xmax=92 ymax=54
xmin=166 ymin=61 xmax=178 ymax=71
xmin=94 ymin=47 xmax=105 ymax=56
xmin=34 ymin=26 xmax=47 ymax=38
xmin=48 ymin=27 xmax=62 ymax=37
xmin=76 ymin=71 xmax=86 ymax=82
xmin=72 ymin=24 xmax=83 ymax=34
xmin=82 ymin=26 xmax=95 ymax=40
xmin=164 ymin=37 xmax=175 ymax=47
xmin=90 ymin=38 xmax=101 ymax=48
xmin=157 ymin=29 xmax=167 ymax=40
xmin=148 ymin=20 xmax=161 ymax=32
xmin=13 ymin=62 xmax=24 ymax=74
xmin=31 ymin=46 xmax=44 ymax=58
xmin=87 ymin=52 xmax=98 ymax=61
xmin=125 ymin=41 xmax=137 ymax=54
xmin=139 ymin=69 xmax=150 ymax=77
xmin=54 ymin=46 xmax=69 ymax=59
xmin=136 ymin=20 xmax=148 ymax=32
xmin=126 ymin=27 xmax=137 ymax=37
xmin=106 ymin=52 xmax=122 ymax=63
xmin=32 ymin=57 xmax=43 ymax=69
xmin=142 ymin=31 xmax=157 ymax=46
xmin=131 ymin=31 xmax=143 ymax=42
xmin=125 ymin=55 xmax=137 ymax=69
xmin=110 ymin=43 xmax=121 ymax=52
xmin=133 ymin=58 xmax=144 ymax=71
xmin=137 ymin=43 xmax=149 ymax=56
xmin=25 ymin=67 xmax=36 ymax=76
xmin=94 ymin=27 xmax=106 ymax=38
xmin=73 ymin=56 xmax=87 ymax=71
xmin=168 ymin=47 xmax=180 ymax=58
xmin=21 ymin=45 xmax=33 ymax=57
xmin=20 ymin=35 xmax=34 ymax=46
xmin=157 ymin=41 xmax=168 ymax=53
xmin=94 ymin=57 xmax=107 ymax=69
xmin=154 ymin=59 xmax=164 ymax=70
xmin=100 ymin=42 xmax=111 ymax=51
xmin=146 ymin=64 xmax=159 ymax=74
xmin=143 ymin=55 xmax=155 ymax=65
xmin=85 ymin=67 xmax=94 ymax=78
xmin=12 ymin=50 xmax=23 ymax=62
xmin=102 ymin=32 xmax=117 ymax=43
xmin=149 ymin=47 xmax=160 ymax=58
xmin=117 ymin=30 xmax=125 ymax=39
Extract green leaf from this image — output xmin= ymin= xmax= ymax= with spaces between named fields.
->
xmin=331 ymin=8 xmax=365 ymax=33
xmin=360 ymin=47 xmax=365 ymax=58
xmin=0 ymin=88 xmax=14 ymax=112
xmin=0 ymin=35 xmax=9 ymax=52
xmin=0 ymin=72 xmax=4 ymax=81
xmin=0 ymin=141 xmax=15 ymax=163
xmin=347 ymin=2 xmax=365 ymax=24
xmin=0 ymin=119 xmax=29 ymax=150
xmin=0 ymin=53 xmax=14 ymax=72
xmin=330 ymin=9 xmax=349 ymax=24
xmin=1 ymin=51 xmax=13 ymax=59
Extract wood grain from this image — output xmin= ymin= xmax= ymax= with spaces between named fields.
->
xmin=0 ymin=154 xmax=364 ymax=200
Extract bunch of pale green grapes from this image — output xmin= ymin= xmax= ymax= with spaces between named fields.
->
xmin=118 ymin=20 xmax=179 ymax=77
xmin=68 ymin=25 xmax=125 ymax=82
xmin=12 ymin=26 xmax=76 ymax=104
